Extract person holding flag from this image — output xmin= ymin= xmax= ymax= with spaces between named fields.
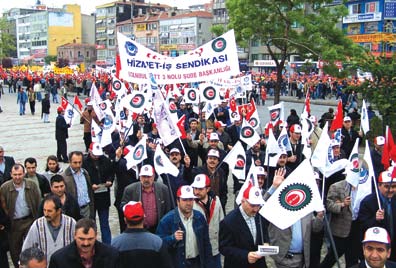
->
xmin=370 ymin=136 xmax=386 ymax=179
xmin=55 ymin=106 xmax=70 ymax=163
xmin=341 ymin=116 xmax=362 ymax=158
xmin=358 ymin=168 xmax=396 ymax=261
xmin=80 ymin=100 xmax=100 ymax=152
xmin=220 ymin=183 xmax=269 ymax=268
xmin=286 ymin=124 xmax=305 ymax=172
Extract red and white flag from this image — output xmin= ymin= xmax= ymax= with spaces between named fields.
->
xmin=240 ymin=119 xmax=260 ymax=148
xmin=125 ymin=135 xmax=147 ymax=170
xmin=223 ymin=141 xmax=246 ymax=181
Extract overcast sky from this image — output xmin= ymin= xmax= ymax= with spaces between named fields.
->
xmin=2 ymin=0 xmax=210 ymax=15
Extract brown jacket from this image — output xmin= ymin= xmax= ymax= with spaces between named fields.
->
xmin=0 ymin=179 xmax=41 ymax=222
xmin=327 ymin=179 xmax=353 ymax=237
xmin=80 ymin=109 xmax=100 ymax=133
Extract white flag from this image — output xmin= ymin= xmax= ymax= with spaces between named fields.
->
xmin=154 ymin=146 xmax=179 ymax=177
xmin=122 ymin=90 xmax=149 ymax=114
xmin=184 ymin=88 xmax=199 ymax=104
xmin=260 ymin=160 xmax=324 ymax=230
xmin=301 ymin=115 xmax=314 ymax=159
xmin=223 ymin=141 xmax=246 ymax=181
xmin=268 ymin=102 xmax=284 ymax=125
xmin=152 ymin=91 xmax=180 ymax=146
xmin=124 ymin=135 xmax=147 ymax=170
xmin=240 ymin=119 xmax=260 ymax=148
xmin=235 ymin=163 xmax=258 ymax=205
xmin=360 ymin=100 xmax=370 ymax=135
xmin=352 ymin=140 xmax=374 ymax=216
xmin=91 ymin=120 xmax=102 ymax=144
xmin=311 ymin=122 xmax=331 ymax=174
xmin=200 ymin=83 xmax=221 ymax=104
xmin=345 ymin=138 xmax=361 ymax=187
xmin=264 ymin=129 xmax=282 ymax=167
xmin=277 ymin=127 xmax=292 ymax=152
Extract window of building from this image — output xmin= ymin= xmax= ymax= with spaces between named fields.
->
xmin=119 ymin=6 xmax=124 ymax=13
xmin=364 ymin=22 xmax=378 ymax=33
xmin=251 ymin=38 xmax=260 ymax=47
xmin=362 ymin=43 xmax=371 ymax=51
xmin=86 ymin=51 xmax=89 ymax=58
xmin=251 ymin=54 xmax=259 ymax=61
xmin=70 ymin=51 xmax=72 ymax=58
xmin=349 ymin=4 xmax=362 ymax=14
xmin=384 ymin=20 xmax=394 ymax=33
xmin=365 ymin=2 xmax=379 ymax=13
xmin=108 ymin=39 xmax=115 ymax=46
xmin=198 ymin=23 xmax=202 ymax=30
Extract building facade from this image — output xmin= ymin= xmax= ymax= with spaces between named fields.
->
xmin=343 ymin=0 xmax=396 ymax=57
xmin=57 ymin=41 xmax=97 ymax=67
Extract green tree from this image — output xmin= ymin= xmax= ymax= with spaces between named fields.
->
xmin=226 ymin=0 xmax=364 ymax=104
xmin=0 ymin=18 xmax=15 ymax=59
xmin=44 ymin=55 xmax=57 ymax=65
xmin=351 ymin=55 xmax=396 ymax=134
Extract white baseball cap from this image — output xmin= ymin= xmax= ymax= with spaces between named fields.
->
xmin=207 ymin=149 xmax=220 ymax=158
xmin=209 ymin=133 xmax=220 ymax=141
xmin=343 ymin=116 xmax=352 ymax=122
xmin=169 ymin=148 xmax=181 ymax=154
xmin=177 ymin=185 xmax=197 ymax=199
xmin=243 ymin=185 xmax=264 ymax=205
xmin=330 ymin=139 xmax=341 ymax=147
xmin=362 ymin=227 xmax=391 ymax=245
xmin=89 ymin=142 xmax=103 ymax=156
xmin=290 ymin=124 xmax=302 ymax=133
xmin=191 ymin=174 xmax=211 ymax=188
xmin=140 ymin=164 xmax=154 ymax=177
xmin=255 ymin=166 xmax=267 ymax=176
xmin=374 ymin=136 xmax=385 ymax=146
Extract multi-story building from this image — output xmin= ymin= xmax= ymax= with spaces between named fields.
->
xmin=343 ymin=0 xmax=396 ymax=57
xmin=3 ymin=4 xmax=93 ymax=65
xmin=57 ymin=41 xmax=97 ymax=67
xmin=159 ymin=11 xmax=213 ymax=56
xmin=95 ymin=0 xmax=168 ymax=67
xmin=131 ymin=12 xmax=167 ymax=52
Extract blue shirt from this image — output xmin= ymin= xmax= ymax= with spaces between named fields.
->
xmin=289 ymin=219 xmax=303 ymax=253
xmin=71 ymin=169 xmax=90 ymax=207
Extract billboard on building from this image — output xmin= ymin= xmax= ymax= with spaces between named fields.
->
xmin=49 ymin=12 xmax=73 ymax=27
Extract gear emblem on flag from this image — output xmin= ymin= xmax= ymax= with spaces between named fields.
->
xmin=278 ymin=183 xmax=312 ymax=211
xmin=125 ymin=41 xmax=138 ymax=56
xmin=235 ymin=154 xmax=246 ymax=170
xmin=155 ymin=155 xmax=164 ymax=168
xmin=202 ymin=86 xmax=216 ymax=101
xmin=211 ymin=37 xmax=226 ymax=52
xmin=241 ymin=126 xmax=254 ymax=139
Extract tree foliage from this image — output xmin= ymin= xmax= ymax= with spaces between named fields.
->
xmin=226 ymin=0 xmax=365 ymax=104
xmin=45 ymin=55 xmax=57 ymax=65
xmin=350 ymin=55 xmax=396 ymax=133
xmin=0 ymin=18 xmax=15 ymax=58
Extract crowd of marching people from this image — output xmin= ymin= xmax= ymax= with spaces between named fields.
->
xmin=0 ymin=68 xmax=395 ymax=268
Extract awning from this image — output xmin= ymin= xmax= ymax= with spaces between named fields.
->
xmin=96 ymin=20 xmax=102 ymax=24
xmin=169 ymin=25 xmax=179 ymax=30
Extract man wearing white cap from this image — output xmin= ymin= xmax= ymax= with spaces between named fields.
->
xmin=286 ymin=124 xmax=305 ymax=171
xmin=192 ymin=148 xmax=228 ymax=211
xmin=191 ymin=174 xmax=224 ymax=268
xmin=358 ymin=168 xmax=396 ymax=261
xmin=371 ymin=136 xmax=386 ymax=179
xmin=82 ymin=142 xmax=115 ymax=245
xmin=351 ymin=227 xmax=396 ymax=268
xmin=341 ymin=116 xmax=362 ymax=158
xmin=156 ymin=185 xmax=212 ymax=268
xmin=121 ymin=164 xmax=171 ymax=233
xmin=219 ymin=184 xmax=269 ymax=268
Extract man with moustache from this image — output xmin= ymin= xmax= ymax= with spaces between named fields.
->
xmin=121 ymin=164 xmax=171 ymax=233
xmin=49 ymin=218 xmax=119 ymax=268
xmin=22 ymin=194 xmax=76 ymax=263
xmin=0 ymin=164 xmax=41 ymax=267
xmin=156 ymin=185 xmax=212 ymax=268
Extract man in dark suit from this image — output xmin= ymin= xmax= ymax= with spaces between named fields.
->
xmin=121 ymin=164 xmax=171 ymax=233
xmin=219 ymin=185 xmax=269 ymax=268
xmin=358 ymin=169 xmax=396 ymax=261
xmin=350 ymin=227 xmax=396 ymax=268
xmin=55 ymin=106 xmax=70 ymax=163
xmin=341 ymin=116 xmax=362 ymax=158
xmin=0 ymin=146 xmax=15 ymax=185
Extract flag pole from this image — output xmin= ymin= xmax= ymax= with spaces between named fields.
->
xmin=372 ymin=173 xmax=382 ymax=210
xmin=323 ymin=214 xmax=342 ymax=268
xmin=164 ymin=174 xmax=176 ymax=209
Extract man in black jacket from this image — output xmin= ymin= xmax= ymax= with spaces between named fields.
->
xmin=82 ymin=142 xmax=114 ymax=245
xmin=24 ymin=157 xmax=51 ymax=197
xmin=0 ymin=146 xmax=15 ymax=185
xmin=55 ymin=106 xmax=70 ymax=163
xmin=49 ymin=218 xmax=119 ymax=268
xmin=112 ymin=201 xmax=173 ymax=268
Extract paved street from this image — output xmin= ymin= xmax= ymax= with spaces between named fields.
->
xmin=0 ymin=88 xmax=338 ymax=267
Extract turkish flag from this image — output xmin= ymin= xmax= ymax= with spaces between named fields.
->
xmin=330 ymin=100 xmax=343 ymax=131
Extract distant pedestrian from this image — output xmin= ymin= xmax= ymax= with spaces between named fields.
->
xmin=28 ymin=87 xmax=36 ymax=115
xmin=17 ymin=86 xmax=27 ymax=115
xmin=55 ymin=106 xmax=70 ymax=162
xmin=41 ymin=93 xmax=50 ymax=123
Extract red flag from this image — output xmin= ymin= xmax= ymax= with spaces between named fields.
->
xmin=245 ymin=99 xmax=256 ymax=121
xmin=61 ymin=97 xmax=69 ymax=110
xmin=115 ymin=54 xmax=121 ymax=79
xmin=229 ymin=96 xmax=237 ymax=112
xmin=177 ymin=114 xmax=187 ymax=139
xmin=304 ymin=90 xmax=311 ymax=115
xmin=73 ymin=95 xmax=83 ymax=111
xmin=382 ymin=126 xmax=395 ymax=169
xmin=330 ymin=100 xmax=343 ymax=131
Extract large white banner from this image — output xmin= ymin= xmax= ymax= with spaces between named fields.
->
xmin=118 ymin=30 xmax=240 ymax=83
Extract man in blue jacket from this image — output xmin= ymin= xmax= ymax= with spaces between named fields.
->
xmin=156 ymin=185 xmax=211 ymax=268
